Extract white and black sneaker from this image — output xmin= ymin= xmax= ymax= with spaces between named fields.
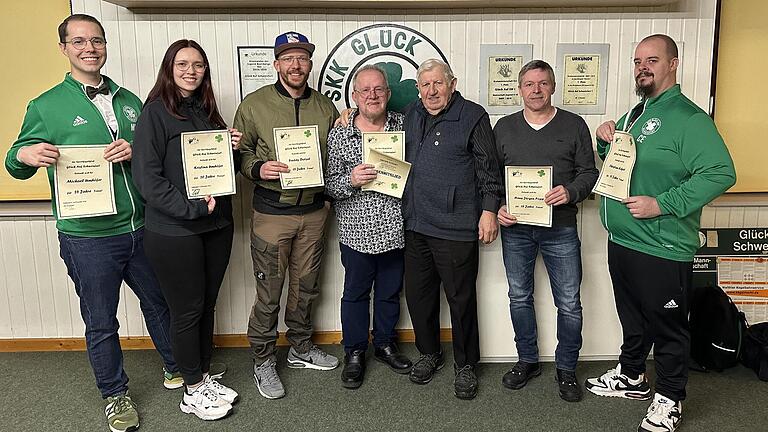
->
xmin=204 ymin=375 xmax=239 ymax=405
xmin=180 ymin=382 xmax=233 ymax=421
xmin=584 ymin=363 xmax=652 ymax=400
xmin=638 ymin=393 xmax=682 ymax=432
xmin=287 ymin=345 xmax=339 ymax=371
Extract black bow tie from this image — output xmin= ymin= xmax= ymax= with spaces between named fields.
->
xmin=85 ymin=82 xmax=109 ymax=99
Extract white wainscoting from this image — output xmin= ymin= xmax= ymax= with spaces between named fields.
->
xmin=4 ymin=0 xmax=761 ymax=361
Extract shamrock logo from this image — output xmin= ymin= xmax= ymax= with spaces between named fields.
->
xmin=376 ymin=62 xmax=418 ymax=113
xmin=304 ymin=130 xmax=312 ymax=138
xmin=390 ymin=183 xmax=399 ymax=190
xmin=214 ymin=134 xmax=223 ymax=143
xmin=390 ymin=135 xmax=399 ymax=143
xmin=537 ymin=170 xmax=546 ymax=177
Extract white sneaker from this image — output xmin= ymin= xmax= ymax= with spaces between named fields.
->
xmin=205 ymin=375 xmax=239 ymax=405
xmin=180 ymin=382 xmax=233 ymax=420
xmin=638 ymin=393 xmax=682 ymax=432
xmin=585 ymin=363 xmax=652 ymax=400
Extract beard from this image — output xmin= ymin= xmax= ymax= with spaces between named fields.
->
xmin=635 ymin=73 xmax=654 ymax=98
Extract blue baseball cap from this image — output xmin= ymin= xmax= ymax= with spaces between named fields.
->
xmin=274 ymin=32 xmax=315 ymax=58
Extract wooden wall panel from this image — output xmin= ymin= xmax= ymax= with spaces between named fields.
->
xmin=4 ymin=0 xmax=764 ymax=360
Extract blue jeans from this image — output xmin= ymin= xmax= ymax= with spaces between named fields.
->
xmin=340 ymin=243 xmax=404 ymax=353
xmin=58 ymin=228 xmax=176 ymax=398
xmin=501 ymin=224 xmax=583 ymax=371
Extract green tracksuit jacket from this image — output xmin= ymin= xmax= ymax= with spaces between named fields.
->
xmin=5 ymin=73 xmax=144 ymax=237
xmin=597 ymin=84 xmax=736 ymax=262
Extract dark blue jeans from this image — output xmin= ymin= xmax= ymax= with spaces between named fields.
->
xmin=501 ymin=224 xmax=583 ymax=371
xmin=58 ymin=228 xmax=176 ymax=398
xmin=340 ymin=243 xmax=404 ymax=353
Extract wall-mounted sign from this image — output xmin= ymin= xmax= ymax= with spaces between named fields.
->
xmin=318 ymin=23 xmax=447 ymax=113
xmin=237 ymin=46 xmax=278 ymax=101
xmin=478 ymin=44 xmax=533 ymax=115
xmin=555 ymin=43 xmax=610 ymax=114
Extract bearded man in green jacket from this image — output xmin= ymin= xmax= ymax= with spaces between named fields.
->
xmin=584 ymin=34 xmax=736 ymax=432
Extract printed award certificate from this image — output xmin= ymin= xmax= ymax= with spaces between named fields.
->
xmin=53 ymin=145 xmax=116 ymax=220
xmin=180 ymin=130 xmax=236 ymax=199
xmin=562 ymin=54 xmax=601 ymax=106
xmin=273 ymin=125 xmax=324 ymax=189
xmin=361 ymin=148 xmax=411 ymax=199
xmin=592 ymin=131 xmax=636 ymax=201
xmin=362 ymin=131 xmax=405 ymax=161
xmin=505 ymin=166 xmax=553 ymax=227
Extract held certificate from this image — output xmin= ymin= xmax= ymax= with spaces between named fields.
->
xmin=505 ymin=166 xmax=553 ymax=227
xmin=273 ymin=125 xmax=324 ymax=189
xmin=180 ymin=130 xmax=236 ymax=199
xmin=53 ymin=145 xmax=116 ymax=220
xmin=592 ymin=131 xmax=636 ymax=201
xmin=362 ymin=131 xmax=405 ymax=161
xmin=361 ymin=148 xmax=411 ymax=199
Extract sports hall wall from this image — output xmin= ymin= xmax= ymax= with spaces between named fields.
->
xmin=1 ymin=0 xmax=766 ymax=360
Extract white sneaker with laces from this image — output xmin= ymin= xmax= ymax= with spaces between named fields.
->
xmin=585 ymin=363 xmax=652 ymax=400
xmin=205 ymin=375 xmax=239 ymax=404
xmin=180 ymin=382 xmax=233 ymax=420
xmin=638 ymin=393 xmax=682 ymax=432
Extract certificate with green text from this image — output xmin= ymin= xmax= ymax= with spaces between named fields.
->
xmin=505 ymin=166 xmax=552 ymax=227
xmin=361 ymin=148 xmax=411 ymax=199
xmin=273 ymin=125 xmax=324 ymax=189
xmin=593 ymin=131 xmax=636 ymax=201
xmin=362 ymin=131 xmax=405 ymax=161
xmin=180 ymin=130 xmax=236 ymax=199
xmin=53 ymin=145 xmax=116 ymax=220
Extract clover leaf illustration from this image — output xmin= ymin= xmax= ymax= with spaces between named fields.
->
xmin=215 ymin=134 xmax=223 ymax=143
xmin=538 ymin=170 xmax=546 ymax=177
xmin=304 ymin=130 xmax=312 ymax=138
xmin=375 ymin=62 xmax=418 ymax=113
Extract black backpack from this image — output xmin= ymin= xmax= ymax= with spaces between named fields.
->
xmin=689 ymin=285 xmax=748 ymax=371
xmin=741 ymin=322 xmax=768 ymax=381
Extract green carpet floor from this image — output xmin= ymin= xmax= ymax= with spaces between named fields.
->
xmin=1 ymin=344 xmax=765 ymax=431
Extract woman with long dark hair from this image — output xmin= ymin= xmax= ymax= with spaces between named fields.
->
xmin=132 ymin=39 xmax=240 ymax=420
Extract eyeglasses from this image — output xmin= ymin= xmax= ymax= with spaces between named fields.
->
xmin=354 ymin=86 xmax=389 ymax=97
xmin=174 ymin=61 xmax=207 ymax=73
xmin=278 ymin=55 xmax=310 ymax=65
xmin=64 ymin=37 xmax=107 ymax=50
xmin=417 ymin=80 xmax=448 ymax=90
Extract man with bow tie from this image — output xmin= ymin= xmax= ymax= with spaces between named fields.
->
xmin=5 ymin=14 xmax=179 ymax=432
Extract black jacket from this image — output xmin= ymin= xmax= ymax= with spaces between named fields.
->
xmin=132 ymin=96 xmax=238 ymax=236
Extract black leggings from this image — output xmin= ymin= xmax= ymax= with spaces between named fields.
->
xmin=144 ymin=225 xmax=234 ymax=385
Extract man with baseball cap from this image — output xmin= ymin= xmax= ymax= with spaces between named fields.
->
xmin=234 ymin=31 xmax=340 ymax=400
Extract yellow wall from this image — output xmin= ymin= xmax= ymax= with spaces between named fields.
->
xmin=714 ymin=0 xmax=768 ymax=193
xmin=0 ymin=1 xmax=70 ymax=201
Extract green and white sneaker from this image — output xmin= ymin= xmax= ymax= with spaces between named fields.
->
xmin=164 ymin=362 xmax=228 ymax=389
xmin=105 ymin=394 xmax=139 ymax=432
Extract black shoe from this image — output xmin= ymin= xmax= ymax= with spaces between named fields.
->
xmin=556 ymin=368 xmax=583 ymax=402
xmin=341 ymin=350 xmax=366 ymax=389
xmin=502 ymin=361 xmax=541 ymax=390
xmin=374 ymin=343 xmax=413 ymax=374
xmin=409 ymin=351 xmax=445 ymax=384
xmin=454 ymin=364 xmax=478 ymax=400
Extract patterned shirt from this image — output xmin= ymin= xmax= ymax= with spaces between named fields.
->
xmin=326 ymin=110 xmax=405 ymax=254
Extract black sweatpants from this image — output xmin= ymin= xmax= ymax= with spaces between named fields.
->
xmin=404 ymin=230 xmax=480 ymax=368
xmin=144 ymin=225 xmax=234 ymax=385
xmin=608 ymin=241 xmax=692 ymax=401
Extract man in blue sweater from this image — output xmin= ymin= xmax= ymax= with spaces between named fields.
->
xmin=402 ymin=59 xmax=504 ymax=400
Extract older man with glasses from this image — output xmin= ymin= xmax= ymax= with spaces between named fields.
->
xmin=233 ymin=31 xmax=340 ymax=400
xmin=326 ymin=64 xmax=413 ymax=389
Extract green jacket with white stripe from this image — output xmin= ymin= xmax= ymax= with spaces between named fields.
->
xmin=597 ymin=84 xmax=736 ymax=262
xmin=5 ymin=73 xmax=145 ymax=237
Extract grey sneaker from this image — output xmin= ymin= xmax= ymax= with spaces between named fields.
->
xmin=287 ymin=345 xmax=339 ymax=371
xmin=105 ymin=394 xmax=139 ymax=432
xmin=253 ymin=358 xmax=285 ymax=399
